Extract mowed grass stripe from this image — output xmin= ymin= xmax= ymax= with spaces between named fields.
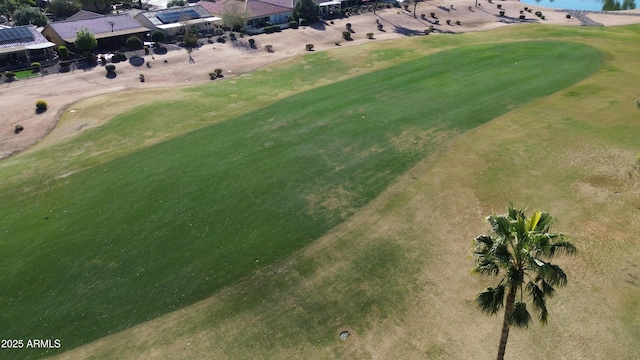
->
xmin=0 ymin=41 xmax=601 ymax=358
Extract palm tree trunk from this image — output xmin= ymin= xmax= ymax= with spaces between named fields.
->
xmin=497 ymin=286 xmax=516 ymax=360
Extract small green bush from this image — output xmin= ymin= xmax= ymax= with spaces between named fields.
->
xmin=264 ymin=26 xmax=274 ymax=33
xmin=214 ymin=28 xmax=224 ymax=36
xmin=431 ymin=12 xmax=436 ymax=18
xmin=15 ymin=124 xmax=24 ymax=134
xmin=305 ymin=43 xmax=314 ymax=51
xmin=126 ymin=36 xmax=143 ymax=51
xmin=177 ymin=35 xmax=184 ymax=42
xmin=31 ymin=62 xmax=41 ymax=71
xmin=367 ymin=32 xmax=374 ymax=39
xmin=36 ymin=100 xmax=47 ymax=110
xmin=58 ymin=45 xmax=68 ymax=60
xmin=289 ymin=20 xmax=298 ymax=29
xmin=273 ymin=25 xmax=281 ymax=32
xmin=214 ymin=68 xmax=222 ymax=76
xmin=105 ymin=64 xmax=116 ymax=74
xmin=248 ymin=38 xmax=255 ymax=46
xmin=342 ymin=31 xmax=351 ymax=40
xmin=264 ymin=44 xmax=273 ymax=52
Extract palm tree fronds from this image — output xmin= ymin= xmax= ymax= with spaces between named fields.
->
xmin=509 ymin=302 xmax=532 ymax=328
xmin=549 ymin=241 xmax=577 ymax=257
xmin=489 ymin=215 xmax=512 ymax=238
xmin=476 ymin=285 xmax=506 ymax=315
xmin=526 ymin=281 xmax=549 ymax=323
xmin=494 ymin=243 xmax=511 ymax=265
xmin=526 ymin=211 xmax=542 ymax=232
xmin=473 ymin=257 xmax=501 ymax=276
xmin=538 ymin=263 xmax=568 ymax=287
xmin=539 ymin=278 xmax=556 ymax=297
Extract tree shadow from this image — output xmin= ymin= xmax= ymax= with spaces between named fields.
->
xmin=129 ymin=56 xmax=145 ymax=67
xmin=309 ymin=21 xmax=327 ymax=31
xmin=153 ymin=47 xmax=168 ymax=55
xmin=35 ymin=108 xmax=47 ymax=114
xmin=106 ymin=72 xmax=117 ymax=79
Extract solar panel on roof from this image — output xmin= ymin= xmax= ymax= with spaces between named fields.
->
xmin=0 ymin=26 xmax=34 ymax=44
xmin=157 ymin=9 xmax=201 ymax=24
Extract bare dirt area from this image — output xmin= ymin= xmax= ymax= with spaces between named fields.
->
xmin=2 ymin=0 xmax=639 ymax=160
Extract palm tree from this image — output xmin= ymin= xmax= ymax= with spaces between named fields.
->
xmin=472 ymin=205 xmax=576 ymax=360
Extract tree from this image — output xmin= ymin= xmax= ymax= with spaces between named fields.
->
xmin=13 ymin=6 xmax=48 ymax=26
xmin=220 ymin=0 xmax=249 ymax=30
xmin=166 ymin=0 xmax=185 ymax=7
xmin=472 ymin=205 xmax=576 ymax=360
xmin=125 ymin=36 xmax=143 ymax=51
xmin=151 ymin=29 xmax=165 ymax=45
xmin=49 ymin=0 xmax=80 ymax=18
xmin=74 ymin=28 xmax=97 ymax=53
xmin=293 ymin=0 xmax=318 ymax=23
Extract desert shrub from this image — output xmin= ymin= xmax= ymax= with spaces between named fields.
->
xmin=105 ymin=64 xmax=116 ymax=74
xmin=497 ymin=4 xmax=502 ymax=8
xmin=446 ymin=19 xmax=452 ymax=25
xmin=434 ymin=19 xmax=440 ymax=24
xmin=264 ymin=44 xmax=273 ymax=52
xmin=305 ymin=43 xmax=314 ymax=51
xmin=541 ymin=15 xmax=545 ymax=19
xmin=335 ymin=41 xmax=341 ymax=46
xmin=367 ymin=32 xmax=374 ymax=39
xmin=139 ymin=74 xmax=145 ymax=82
xmin=57 ymin=45 xmax=68 ymax=60
xmin=342 ymin=31 xmax=351 ymax=40
xmin=430 ymin=11 xmax=436 ymax=18
xmin=214 ymin=68 xmax=222 ymax=76
xmin=31 ymin=62 xmax=41 ymax=71
xmin=456 ymin=20 xmax=461 ymax=25
xmin=264 ymin=26 xmax=274 ymax=33
xmin=289 ymin=20 xmax=298 ymax=28
xmin=377 ymin=23 xmax=383 ymax=30
xmin=346 ymin=22 xmax=351 ymax=29
xmin=273 ymin=25 xmax=281 ymax=32
xmin=535 ymin=10 xmax=542 ymax=16
xmin=36 ymin=100 xmax=47 ymax=110
xmin=230 ymin=32 xmax=236 ymax=40
xmin=520 ymin=15 xmax=526 ymax=19
xmin=15 ymin=125 xmax=24 ymax=134
xmin=499 ymin=10 xmax=505 ymax=16
xmin=248 ymin=38 xmax=255 ymax=46
xmin=566 ymin=14 xmax=571 ymax=18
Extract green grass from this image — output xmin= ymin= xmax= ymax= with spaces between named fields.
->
xmin=12 ymin=69 xmax=40 ymax=79
xmin=0 ymin=41 xmax=603 ymax=359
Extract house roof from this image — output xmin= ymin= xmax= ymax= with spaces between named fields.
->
xmin=46 ymin=13 xmax=150 ymax=42
xmin=66 ymin=10 xmax=104 ymax=21
xmin=197 ymin=0 xmax=292 ymax=19
xmin=138 ymin=5 xmax=214 ymax=27
xmin=0 ymin=25 xmax=55 ymax=51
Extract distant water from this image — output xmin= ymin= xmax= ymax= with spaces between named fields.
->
xmin=520 ymin=0 xmax=636 ymax=11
